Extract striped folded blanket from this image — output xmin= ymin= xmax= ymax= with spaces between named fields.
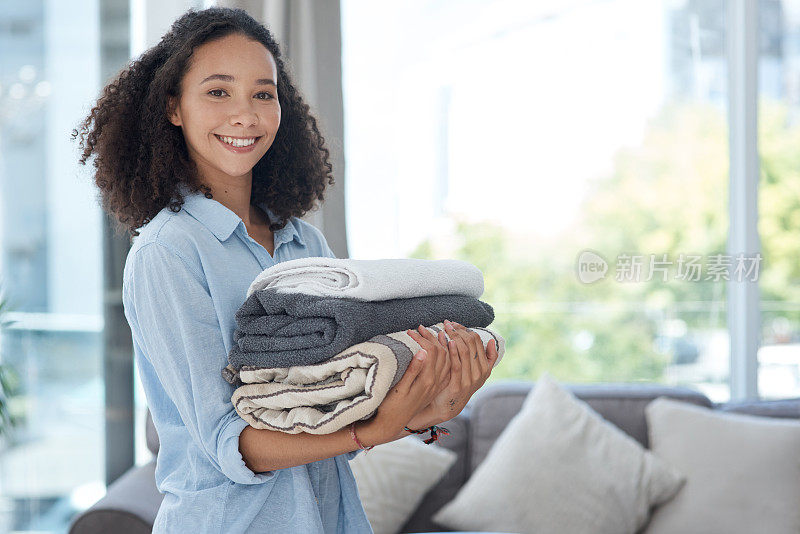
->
xmin=225 ymin=287 xmax=495 ymax=371
xmin=222 ymin=322 xmax=506 ymax=434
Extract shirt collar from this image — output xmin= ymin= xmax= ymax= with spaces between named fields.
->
xmin=176 ymin=183 xmax=305 ymax=247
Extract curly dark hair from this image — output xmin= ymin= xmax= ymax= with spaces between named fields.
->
xmin=71 ymin=6 xmax=334 ymax=238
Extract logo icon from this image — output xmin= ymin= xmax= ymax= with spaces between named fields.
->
xmin=576 ymin=249 xmax=608 ymax=284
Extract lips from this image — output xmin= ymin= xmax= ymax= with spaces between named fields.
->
xmin=214 ymin=134 xmax=263 ymax=153
xmin=215 ymin=134 xmax=262 ymax=144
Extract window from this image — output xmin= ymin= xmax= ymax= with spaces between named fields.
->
xmin=0 ymin=0 xmax=106 ymax=531
xmin=342 ymin=0 xmax=790 ymax=403
xmin=757 ymin=0 xmax=800 ymax=400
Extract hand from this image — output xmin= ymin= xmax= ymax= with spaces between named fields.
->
xmin=402 ymin=323 xmax=452 ymax=431
xmin=406 ymin=320 xmax=499 ymax=429
xmin=402 ymin=323 xmax=453 ymax=430
xmin=364 ymin=323 xmax=451 ymax=444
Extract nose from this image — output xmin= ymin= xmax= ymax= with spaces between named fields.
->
xmin=228 ymin=98 xmax=259 ymax=128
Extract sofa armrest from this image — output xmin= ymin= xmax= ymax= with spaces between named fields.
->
xmin=716 ymin=397 xmax=800 ymax=418
xmin=69 ymin=459 xmax=163 ymax=534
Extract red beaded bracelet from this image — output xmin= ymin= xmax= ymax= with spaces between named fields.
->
xmin=349 ymin=422 xmax=374 ymax=452
xmin=404 ymin=424 xmax=450 ymax=444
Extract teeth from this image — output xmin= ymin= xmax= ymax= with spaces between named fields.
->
xmin=218 ymin=135 xmax=257 ymax=147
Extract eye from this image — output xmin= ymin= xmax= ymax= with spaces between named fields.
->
xmin=207 ymin=89 xmax=274 ymax=100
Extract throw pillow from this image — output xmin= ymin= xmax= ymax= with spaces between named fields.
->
xmin=349 ymin=434 xmax=458 ymax=534
xmin=432 ymin=371 xmax=686 ymax=534
xmin=643 ymin=396 xmax=800 ymax=534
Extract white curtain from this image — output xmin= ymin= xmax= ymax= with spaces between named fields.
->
xmin=217 ymin=0 xmax=349 ymax=258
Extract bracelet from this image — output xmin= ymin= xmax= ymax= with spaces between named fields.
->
xmin=349 ymin=422 xmax=374 ymax=452
xmin=403 ymin=424 xmax=450 ymax=444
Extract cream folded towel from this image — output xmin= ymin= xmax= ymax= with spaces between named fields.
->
xmin=227 ymin=323 xmax=505 ymax=434
xmin=245 ymin=257 xmax=485 ymax=301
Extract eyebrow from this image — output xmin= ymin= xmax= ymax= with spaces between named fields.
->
xmin=199 ymin=74 xmax=276 ymax=86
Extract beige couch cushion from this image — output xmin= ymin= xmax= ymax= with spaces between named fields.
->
xmin=644 ymin=396 xmax=800 ymax=534
xmin=432 ymin=371 xmax=686 ymax=533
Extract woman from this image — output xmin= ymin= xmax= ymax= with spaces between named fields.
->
xmin=72 ymin=6 xmax=498 ymax=533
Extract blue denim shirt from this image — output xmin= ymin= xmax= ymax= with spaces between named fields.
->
xmin=121 ymin=185 xmax=372 ymax=534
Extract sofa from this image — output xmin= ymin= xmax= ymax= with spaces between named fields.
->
xmin=69 ymin=379 xmax=800 ymax=533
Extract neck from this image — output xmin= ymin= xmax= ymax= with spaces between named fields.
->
xmin=200 ymin=178 xmax=268 ymax=231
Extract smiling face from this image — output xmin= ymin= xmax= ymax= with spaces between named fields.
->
xmin=168 ymin=33 xmax=280 ymax=186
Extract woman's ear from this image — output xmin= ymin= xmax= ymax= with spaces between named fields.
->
xmin=167 ymin=96 xmax=182 ymax=127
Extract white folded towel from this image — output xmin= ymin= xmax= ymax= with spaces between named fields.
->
xmin=246 ymin=257 xmax=485 ymax=301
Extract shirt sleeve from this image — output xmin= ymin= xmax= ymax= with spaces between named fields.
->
xmin=123 ymin=240 xmax=276 ymax=484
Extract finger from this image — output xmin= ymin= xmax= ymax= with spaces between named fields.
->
xmin=444 ymin=319 xmax=466 ymax=334
xmin=446 ymin=320 xmax=472 ymax=346
xmin=410 ymin=324 xmax=444 ymax=351
xmin=396 ymin=349 xmax=427 ymax=395
xmin=416 ymin=323 xmax=440 ymax=344
xmin=409 ymin=325 xmax=442 ymax=379
xmin=439 ymin=335 xmax=451 ymax=389
xmin=409 ymin=348 xmax=438 ymax=393
xmin=437 ymin=330 xmax=451 ymax=378
xmin=467 ymin=329 xmax=488 ymax=373
xmin=407 ymin=329 xmax=439 ymax=383
xmin=479 ymin=340 xmax=499 ymax=388
xmin=451 ymin=322 xmax=483 ymax=372
xmin=406 ymin=327 xmax=435 ymax=352
xmin=447 ymin=322 xmax=480 ymax=381
xmin=486 ymin=338 xmax=499 ymax=367
xmin=468 ymin=336 xmax=483 ymax=382
xmin=444 ymin=321 xmax=471 ymax=384
xmin=447 ymin=335 xmax=470 ymax=388
xmin=447 ymin=335 xmax=462 ymax=388
xmin=475 ymin=335 xmax=489 ymax=377
xmin=437 ymin=328 xmax=451 ymax=349
xmin=463 ymin=328 xmax=480 ymax=360
xmin=437 ymin=329 xmax=449 ymax=349
xmin=412 ymin=351 xmax=438 ymax=397
xmin=464 ymin=330 xmax=483 ymax=379
xmin=416 ymin=325 xmax=448 ymax=380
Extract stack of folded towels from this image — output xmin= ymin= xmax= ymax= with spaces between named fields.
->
xmin=221 ymin=257 xmax=506 ymax=435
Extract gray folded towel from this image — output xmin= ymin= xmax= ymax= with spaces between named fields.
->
xmin=226 ymin=288 xmax=495 ymax=371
